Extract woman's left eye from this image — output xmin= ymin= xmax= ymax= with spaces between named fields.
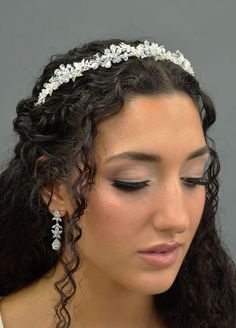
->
xmin=181 ymin=177 xmax=209 ymax=188
xmin=111 ymin=180 xmax=150 ymax=192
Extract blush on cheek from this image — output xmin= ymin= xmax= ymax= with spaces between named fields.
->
xmin=82 ymin=188 xmax=141 ymax=251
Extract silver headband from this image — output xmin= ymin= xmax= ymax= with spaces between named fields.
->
xmin=34 ymin=40 xmax=194 ymax=106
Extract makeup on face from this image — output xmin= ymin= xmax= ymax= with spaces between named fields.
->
xmin=78 ymin=93 xmax=209 ymax=298
xmin=100 ymin=146 xmax=211 ymax=194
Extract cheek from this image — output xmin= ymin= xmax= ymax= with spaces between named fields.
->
xmin=78 ymin=185 xmax=146 ymax=258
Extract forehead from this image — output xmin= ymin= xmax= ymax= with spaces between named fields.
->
xmin=94 ymin=92 xmax=205 ymax=162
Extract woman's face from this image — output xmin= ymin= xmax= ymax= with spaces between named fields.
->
xmin=77 ymin=92 xmax=210 ymax=295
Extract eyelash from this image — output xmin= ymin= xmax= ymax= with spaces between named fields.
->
xmin=111 ymin=177 xmax=209 ymax=192
xmin=180 ymin=177 xmax=209 ymax=188
xmin=112 ymin=180 xmax=150 ymax=192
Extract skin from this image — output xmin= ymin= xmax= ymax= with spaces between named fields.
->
xmin=0 ymin=92 xmax=210 ymax=328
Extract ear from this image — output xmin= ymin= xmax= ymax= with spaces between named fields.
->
xmin=35 ymin=156 xmax=76 ymax=218
xmin=41 ymin=181 xmax=77 ymax=221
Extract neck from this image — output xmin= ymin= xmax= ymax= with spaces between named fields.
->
xmin=41 ymin=257 xmax=165 ymax=328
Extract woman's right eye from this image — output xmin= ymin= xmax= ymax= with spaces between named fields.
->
xmin=111 ymin=180 xmax=150 ymax=192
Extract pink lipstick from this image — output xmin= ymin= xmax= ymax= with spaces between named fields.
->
xmin=138 ymin=242 xmax=180 ymax=266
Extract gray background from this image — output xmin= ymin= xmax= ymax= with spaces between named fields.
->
xmin=0 ymin=0 xmax=235 ymax=261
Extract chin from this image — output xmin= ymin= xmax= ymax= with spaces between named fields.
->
xmin=123 ymin=268 xmax=179 ymax=296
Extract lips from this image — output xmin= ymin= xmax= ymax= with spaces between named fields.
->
xmin=139 ymin=241 xmax=180 ymax=253
xmin=138 ymin=246 xmax=180 ymax=266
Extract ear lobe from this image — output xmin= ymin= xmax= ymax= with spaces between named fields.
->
xmin=41 ymin=182 xmax=70 ymax=217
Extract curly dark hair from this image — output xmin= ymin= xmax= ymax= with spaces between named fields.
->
xmin=0 ymin=37 xmax=235 ymax=328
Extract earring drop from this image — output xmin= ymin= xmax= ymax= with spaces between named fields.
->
xmin=51 ymin=209 xmax=63 ymax=251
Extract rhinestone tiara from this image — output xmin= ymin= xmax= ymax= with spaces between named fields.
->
xmin=34 ymin=40 xmax=194 ymax=106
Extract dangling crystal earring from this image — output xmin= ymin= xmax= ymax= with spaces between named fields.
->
xmin=51 ymin=209 xmax=63 ymax=251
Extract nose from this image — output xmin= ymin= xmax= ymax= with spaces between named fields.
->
xmin=151 ymin=178 xmax=190 ymax=233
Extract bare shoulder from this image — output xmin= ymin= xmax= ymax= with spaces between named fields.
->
xmin=0 ymin=282 xmax=58 ymax=328
xmin=0 ymin=291 xmax=28 ymax=328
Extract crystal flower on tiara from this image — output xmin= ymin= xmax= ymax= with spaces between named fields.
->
xmin=34 ymin=40 xmax=194 ymax=106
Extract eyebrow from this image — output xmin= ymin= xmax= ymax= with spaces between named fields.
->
xmin=104 ymin=145 xmax=210 ymax=164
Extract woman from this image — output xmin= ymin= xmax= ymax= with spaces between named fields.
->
xmin=0 ymin=38 xmax=235 ymax=328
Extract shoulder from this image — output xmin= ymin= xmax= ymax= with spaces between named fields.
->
xmin=0 ymin=283 xmax=57 ymax=328
xmin=0 ymin=292 xmax=26 ymax=328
